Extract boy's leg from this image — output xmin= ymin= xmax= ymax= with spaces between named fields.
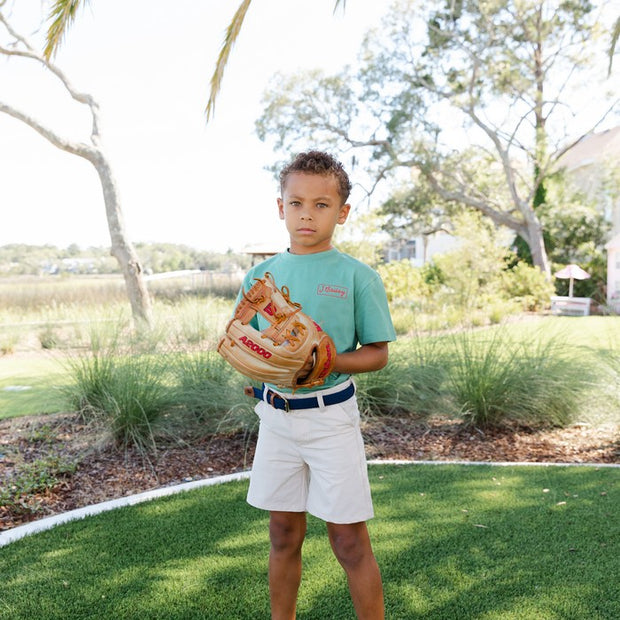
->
xmin=268 ymin=511 xmax=307 ymax=620
xmin=326 ymin=521 xmax=385 ymax=620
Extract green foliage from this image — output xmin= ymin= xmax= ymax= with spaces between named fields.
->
xmin=432 ymin=212 xmax=514 ymax=307
xmin=255 ymin=0 xmax=616 ymax=275
xmin=0 ymin=455 xmax=77 ymax=516
xmin=377 ymin=259 xmax=430 ymax=303
xmin=501 ymin=262 xmax=555 ymax=311
xmin=445 ymin=328 xmax=597 ymax=429
xmin=359 ymin=326 xmax=603 ymax=430
xmin=170 ymin=351 xmax=255 ymax=433
xmin=63 ymin=349 xmax=175 ymax=452
xmin=356 ymin=337 xmax=448 ymax=419
xmin=0 ymin=243 xmax=251 ymax=277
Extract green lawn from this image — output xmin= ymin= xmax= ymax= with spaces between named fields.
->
xmin=0 ymin=464 xmax=617 ymax=619
xmin=0 ymin=355 xmax=70 ymax=419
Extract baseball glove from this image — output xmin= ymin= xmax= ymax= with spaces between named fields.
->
xmin=217 ymin=272 xmax=336 ymax=391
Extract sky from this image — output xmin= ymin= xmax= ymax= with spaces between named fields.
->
xmin=1 ymin=1 xmax=618 ymax=256
xmin=1 ymin=0 xmax=388 ymax=253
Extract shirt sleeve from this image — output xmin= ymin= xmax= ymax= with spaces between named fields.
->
xmin=355 ymin=273 xmax=397 ymax=345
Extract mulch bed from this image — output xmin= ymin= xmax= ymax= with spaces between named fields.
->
xmin=1 ymin=412 xmax=618 ymax=531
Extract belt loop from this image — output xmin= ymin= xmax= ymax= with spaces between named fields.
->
xmin=262 ymin=383 xmax=269 ymax=402
xmin=316 ymin=392 xmax=326 ymax=412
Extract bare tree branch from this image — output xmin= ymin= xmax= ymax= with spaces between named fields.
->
xmin=0 ymin=100 xmax=95 ymax=157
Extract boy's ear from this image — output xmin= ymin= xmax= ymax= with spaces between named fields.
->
xmin=337 ymin=203 xmax=351 ymax=225
xmin=277 ymin=198 xmax=285 ymax=220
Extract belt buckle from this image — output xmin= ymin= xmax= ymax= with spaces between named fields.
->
xmin=268 ymin=390 xmax=290 ymax=412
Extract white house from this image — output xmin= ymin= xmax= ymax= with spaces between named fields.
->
xmin=559 ymin=126 xmax=620 ymax=309
xmin=384 ymin=231 xmax=457 ymax=267
xmin=606 ymin=233 xmax=620 ymax=312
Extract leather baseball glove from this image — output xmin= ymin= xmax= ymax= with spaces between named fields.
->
xmin=217 ymin=272 xmax=336 ymax=391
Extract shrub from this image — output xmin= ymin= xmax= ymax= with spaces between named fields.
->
xmin=376 ymin=260 xmax=429 ymax=303
xmin=502 ymin=262 xmax=555 ymax=311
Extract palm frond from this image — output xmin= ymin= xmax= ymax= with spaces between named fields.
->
xmin=43 ymin=0 xmax=88 ymax=60
xmin=205 ymin=0 xmax=252 ymax=121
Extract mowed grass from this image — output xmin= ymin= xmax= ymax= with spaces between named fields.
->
xmin=0 ymin=355 xmax=70 ymax=419
xmin=0 ymin=464 xmax=617 ymax=619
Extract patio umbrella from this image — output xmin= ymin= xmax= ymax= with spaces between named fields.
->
xmin=554 ymin=264 xmax=590 ymax=297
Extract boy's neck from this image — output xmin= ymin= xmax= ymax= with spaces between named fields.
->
xmin=288 ymin=243 xmax=334 ymax=255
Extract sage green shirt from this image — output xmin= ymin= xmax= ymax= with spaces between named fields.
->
xmin=237 ymin=248 xmax=396 ymax=393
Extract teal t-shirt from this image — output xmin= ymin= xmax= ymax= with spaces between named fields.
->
xmin=236 ymin=248 xmax=396 ymax=393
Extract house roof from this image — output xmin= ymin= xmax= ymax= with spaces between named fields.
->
xmin=560 ymin=126 xmax=620 ymax=171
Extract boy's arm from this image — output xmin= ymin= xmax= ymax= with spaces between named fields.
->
xmin=333 ymin=342 xmax=389 ymax=375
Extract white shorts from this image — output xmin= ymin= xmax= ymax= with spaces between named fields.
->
xmin=246 ymin=380 xmax=374 ymax=524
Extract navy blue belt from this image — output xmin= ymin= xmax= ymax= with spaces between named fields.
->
xmin=244 ymin=382 xmax=355 ymax=412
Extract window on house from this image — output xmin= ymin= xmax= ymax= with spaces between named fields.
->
xmin=386 ymin=239 xmax=417 ymax=262
xmin=403 ymin=240 xmax=416 ymax=260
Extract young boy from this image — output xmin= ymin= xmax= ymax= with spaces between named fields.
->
xmin=238 ymin=151 xmax=395 ymax=620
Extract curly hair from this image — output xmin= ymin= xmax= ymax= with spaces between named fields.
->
xmin=279 ymin=151 xmax=352 ymax=204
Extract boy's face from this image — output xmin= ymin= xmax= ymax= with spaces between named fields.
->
xmin=278 ymin=172 xmax=350 ymax=255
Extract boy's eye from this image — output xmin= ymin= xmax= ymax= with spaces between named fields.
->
xmin=289 ymin=201 xmax=301 ymax=207
xmin=316 ymin=202 xmax=328 ymax=208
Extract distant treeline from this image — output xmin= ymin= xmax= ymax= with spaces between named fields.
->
xmin=0 ymin=243 xmax=253 ymax=276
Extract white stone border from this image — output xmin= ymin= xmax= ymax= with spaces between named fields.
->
xmin=2 ymin=460 xmax=617 ymax=548
xmin=0 ymin=471 xmax=250 ymax=548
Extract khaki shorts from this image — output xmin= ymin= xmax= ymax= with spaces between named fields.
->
xmin=246 ymin=380 xmax=374 ymax=524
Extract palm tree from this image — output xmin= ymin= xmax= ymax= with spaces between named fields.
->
xmin=43 ymin=0 xmax=348 ymax=119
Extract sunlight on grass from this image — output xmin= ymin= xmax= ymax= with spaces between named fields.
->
xmin=0 ymin=465 xmax=617 ymax=619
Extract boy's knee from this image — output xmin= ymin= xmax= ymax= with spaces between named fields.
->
xmin=329 ymin=528 xmax=369 ymax=569
xmin=269 ymin=512 xmax=306 ymax=552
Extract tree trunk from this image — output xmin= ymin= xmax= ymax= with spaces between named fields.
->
xmin=521 ymin=210 xmax=551 ymax=276
xmin=0 ymin=10 xmax=153 ymax=326
xmin=90 ymin=151 xmax=153 ymax=325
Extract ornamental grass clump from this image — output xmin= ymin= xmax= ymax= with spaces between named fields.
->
xmin=63 ymin=322 xmax=177 ymax=451
xmin=64 ymin=351 xmax=175 ymax=452
xmin=170 ymin=350 xmax=255 ymax=433
xmin=356 ymin=336 xmax=450 ymax=419
xmin=446 ymin=328 xmax=597 ymax=429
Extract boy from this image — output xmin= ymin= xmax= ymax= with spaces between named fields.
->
xmin=238 ymin=151 xmax=395 ymax=620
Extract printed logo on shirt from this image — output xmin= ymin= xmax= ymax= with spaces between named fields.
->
xmin=317 ymin=284 xmax=348 ymax=299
